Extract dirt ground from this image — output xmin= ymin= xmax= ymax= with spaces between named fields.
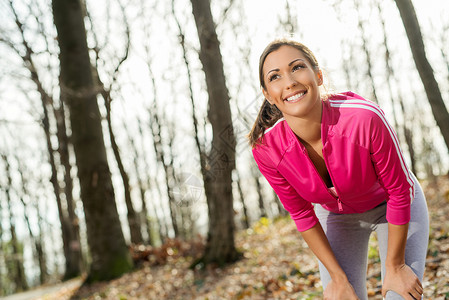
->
xmin=9 ymin=175 xmax=449 ymax=300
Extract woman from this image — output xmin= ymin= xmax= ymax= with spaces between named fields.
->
xmin=249 ymin=39 xmax=429 ymax=300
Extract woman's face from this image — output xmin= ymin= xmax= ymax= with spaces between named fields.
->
xmin=262 ymin=45 xmax=323 ymax=120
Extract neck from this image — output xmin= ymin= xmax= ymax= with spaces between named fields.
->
xmin=284 ymin=100 xmax=322 ymax=145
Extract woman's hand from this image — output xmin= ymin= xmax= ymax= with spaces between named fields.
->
xmin=382 ymin=263 xmax=423 ymax=299
xmin=323 ymin=277 xmax=359 ymax=300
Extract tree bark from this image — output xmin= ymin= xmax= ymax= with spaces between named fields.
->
xmin=103 ymin=93 xmax=144 ymax=245
xmin=2 ymin=155 xmax=28 ymax=292
xmin=394 ymin=0 xmax=449 ymax=150
xmin=93 ymin=24 xmax=144 ymax=244
xmin=54 ymin=102 xmax=84 ymax=278
xmin=126 ymin=120 xmax=155 ymax=245
xmin=190 ymin=0 xmax=240 ymax=266
xmin=147 ymin=100 xmax=180 ymax=237
xmin=51 ymin=0 xmax=133 ymax=282
xmin=15 ymin=156 xmax=48 ymax=284
xmin=235 ymin=172 xmax=250 ymax=229
xmin=354 ymin=0 xmax=379 ymax=103
xmin=5 ymin=0 xmax=83 ymax=279
xmin=376 ymin=1 xmax=416 ymax=173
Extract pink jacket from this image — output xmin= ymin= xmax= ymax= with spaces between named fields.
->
xmin=252 ymin=92 xmax=414 ymax=232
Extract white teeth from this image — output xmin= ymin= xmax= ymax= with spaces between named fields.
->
xmin=286 ymin=92 xmax=305 ymax=102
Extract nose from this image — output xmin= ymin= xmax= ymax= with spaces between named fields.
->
xmin=285 ymin=73 xmax=297 ymax=89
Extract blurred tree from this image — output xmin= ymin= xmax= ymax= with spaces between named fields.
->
xmin=376 ymin=0 xmax=416 ymax=174
xmin=86 ymin=1 xmax=144 ymax=244
xmin=171 ymin=0 xmax=206 ymax=239
xmin=51 ymin=0 xmax=133 ymax=282
xmin=15 ymin=155 xmax=49 ymax=284
xmin=2 ymin=0 xmax=83 ymax=280
xmin=2 ymin=154 xmax=28 ymax=291
xmin=190 ymin=0 xmax=241 ymax=266
xmin=125 ymin=119 xmax=156 ymax=245
xmin=353 ymin=0 xmax=379 ymax=104
xmin=394 ymin=0 xmax=449 ymax=151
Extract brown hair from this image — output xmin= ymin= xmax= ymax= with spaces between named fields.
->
xmin=248 ymin=39 xmax=322 ymax=147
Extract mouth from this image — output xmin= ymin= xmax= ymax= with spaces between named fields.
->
xmin=284 ymin=91 xmax=307 ymax=103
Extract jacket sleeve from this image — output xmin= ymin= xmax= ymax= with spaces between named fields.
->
xmin=253 ymin=147 xmax=318 ymax=232
xmin=369 ymin=107 xmax=414 ymax=225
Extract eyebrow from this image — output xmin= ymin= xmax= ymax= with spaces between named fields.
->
xmin=266 ymin=58 xmax=306 ymax=76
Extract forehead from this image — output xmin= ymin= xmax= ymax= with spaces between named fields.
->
xmin=263 ymin=45 xmax=308 ymax=73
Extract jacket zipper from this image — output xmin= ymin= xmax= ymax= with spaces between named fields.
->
xmin=303 ymin=147 xmax=343 ymax=212
xmin=322 ymin=148 xmax=343 ymax=212
xmin=304 ymin=145 xmax=343 ymax=212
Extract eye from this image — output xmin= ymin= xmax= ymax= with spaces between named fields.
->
xmin=268 ymin=73 xmax=280 ymax=82
xmin=292 ymin=64 xmax=305 ymax=71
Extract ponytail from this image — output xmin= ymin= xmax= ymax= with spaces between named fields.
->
xmin=248 ymin=99 xmax=283 ymax=147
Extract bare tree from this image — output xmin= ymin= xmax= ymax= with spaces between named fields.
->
xmin=125 ymin=120 xmax=155 ymax=245
xmin=85 ymin=0 xmax=144 ymax=245
xmin=170 ymin=0 xmax=206 ymax=239
xmin=14 ymin=155 xmax=48 ymax=284
xmin=190 ymin=0 xmax=240 ymax=266
xmin=394 ymin=0 xmax=449 ymax=151
xmin=1 ymin=0 xmax=83 ymax=279
xmin=375 ymin=0 xmax=416 ymax=173
xmin=51 ymin=0 xmax=133 ymax=281
xmin=353 ymin=0 xmax=379 ymax=103
xmin=235 ymin=171 xmax=250 ymax=229
xmin=137 ymin=118 xmax=167 ymax=242
xmin=2 ymin=154 xmax=28 ymax=292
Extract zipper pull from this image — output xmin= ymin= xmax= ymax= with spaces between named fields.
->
xmin=337 ymin=198 xmax=343 ymax=212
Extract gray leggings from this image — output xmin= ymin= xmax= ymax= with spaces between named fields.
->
xmin=315 ymin=176 xmax=429 ymax=300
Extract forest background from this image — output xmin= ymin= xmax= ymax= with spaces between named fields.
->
xmin=0 ymin=0 xmax=448 ymax=298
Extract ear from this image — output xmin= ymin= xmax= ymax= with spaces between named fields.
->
xmin=316 ymin=70 xmax=323 ymax=86
xmin=262 ymin=88 xmax=274 ymax=105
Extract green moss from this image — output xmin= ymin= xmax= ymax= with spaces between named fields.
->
xmin=86 ymin=254 xmax=133 ymax=283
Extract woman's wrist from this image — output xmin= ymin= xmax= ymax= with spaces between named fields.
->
xmin=329 ymin=269 xmax=349 ymax=283
xmin=385 ymin=261 xmax=406 ymax=271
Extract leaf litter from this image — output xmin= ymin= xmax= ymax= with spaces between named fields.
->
xmin=38 ymin=175 xmax=449 ymax=299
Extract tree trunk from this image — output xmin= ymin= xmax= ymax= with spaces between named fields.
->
xmin=126 ymin=120 xmax=155 ymax=245
xmin=235 ymin=172 xmax=250 ymax=229
xmin=146 ymin=84 xmax=179 ymax=237
xmin=0 ymin=185 xmax=3 ymax=294
xmin=104 ymin=94 xmax=144 ymax=245
xmin=394 ymin=0 xmax=449 ymax=150
xmin=51 ymin=0 xmax=133 ymax=282
xmin=15 ymin=157 xmax=48 ymax=284
xmin=7 ymin=0 xmax=83 ymax=279
xmin=254 ymin=176 xmax=267 ymax=218
xmin=137 ymin=118 xmax=165 ymax=243
xmin=2 ymin=155 xmax=28 ymax=292
xmin=376 ymin=1 xmax=415 ymax=173
xmin=354 ymin=0 xmax=379 ymax=103
xmin=43 ymin=95 xmax=84 ymax=279
xmin=54 ymin=102 xmax=84 ymax=278
xmin=376 ymin=1 xmax=400 ymax=132
xmin=41 ymin=97 xmax=80 ymax=279
xmin=190 ymin=0 xmax=240 ymax=266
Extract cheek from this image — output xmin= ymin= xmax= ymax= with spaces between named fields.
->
xmin=296 ymin=72 xmax=314 ymax=84
xmin=267 ymin=83 xmax=283 ymax=97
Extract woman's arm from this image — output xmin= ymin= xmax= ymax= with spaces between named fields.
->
xmin=365 ymin=103 xmax=422 ymax=298
xmin=301 ymin=223 xmax=358 ymax=299
xmin=381 ymin=223 xmax=423 ymax=299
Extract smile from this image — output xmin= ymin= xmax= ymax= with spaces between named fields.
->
xmin=285 ymin=91 xmax=307 ymax=103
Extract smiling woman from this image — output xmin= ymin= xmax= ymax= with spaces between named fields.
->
xmin=249 ymin=38 xmax=429 ymax=300
xmin=261 ymin=45 xmax=323 ymax=137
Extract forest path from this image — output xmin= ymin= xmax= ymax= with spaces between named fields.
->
xmin=1 ymin=278 xmax=83 ymax=300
